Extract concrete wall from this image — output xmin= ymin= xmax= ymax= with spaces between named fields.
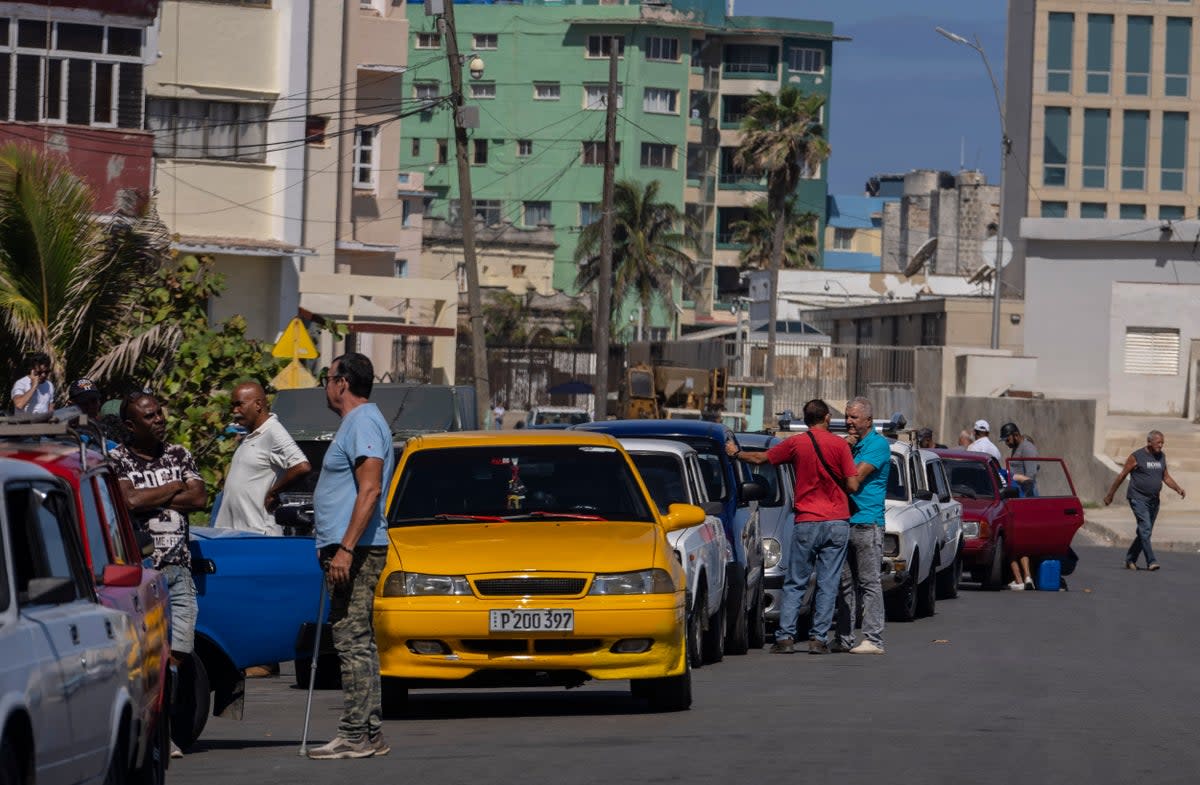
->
xmin=956 ymin=354 xmax=1037 ymax=397
xmin=1108 ymin=283 xmax=1200 ymax=415
xmin=945 ymin=395 xmax=1114 ymax=503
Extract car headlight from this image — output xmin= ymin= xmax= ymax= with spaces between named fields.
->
xmin=882 ymin=534 xmax=900 ymax=558
xmin=962 ymin=519 xmax=980 ymax=538
xmin=381 ymin=571 xmax=472 ymax=597
xmin=763 ymin=537 xmax=782 ymax=570
xmin=589 ymin=569 xmax=675 ymax=595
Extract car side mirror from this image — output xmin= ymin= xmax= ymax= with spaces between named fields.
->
xmin=1001 ymin=486 xmax=1021 ymax=500
xmin=914 ymin=489 xmax=934 ymax=501
xmin=101 ymin=563 xmax=143 ymax=588
xmin=661 ymin=503 xmax=707 ymax=532
xmin=135 ymin=530 xmax=155 ymax=559
xmin=738 ymin=480 xmax=766 ymax=503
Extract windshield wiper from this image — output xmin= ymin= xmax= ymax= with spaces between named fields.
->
xmin=503 ymin=510 xmax=606 ymax=521
xmin=432 ymin=513 xmax=507 ymax=522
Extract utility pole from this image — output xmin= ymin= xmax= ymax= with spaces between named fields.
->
xmin=439 ymin=0 xmax=490 ymax=427
xmin=592 ymin=42 xmax=618 ymax=420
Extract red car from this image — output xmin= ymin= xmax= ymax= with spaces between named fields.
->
xmin=934 ymin=450 xmax=1084 ymax=588
xmin=0 ymin=418 xmax=172 ymax=783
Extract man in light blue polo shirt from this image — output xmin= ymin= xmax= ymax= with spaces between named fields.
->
xmin=835 ymin=396 xmax=891 ymax=655
xmin=308 ymin=352 xmax=396 ymax=760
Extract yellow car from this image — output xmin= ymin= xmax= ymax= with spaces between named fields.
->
xmin=374 ymin=430 xmax=704 ymax=712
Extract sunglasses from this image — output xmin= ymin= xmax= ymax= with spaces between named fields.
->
xmin=318 ymin=371 xmax=346 ymax=386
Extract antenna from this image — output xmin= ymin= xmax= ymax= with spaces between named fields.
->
xmin=960 ymin=136 xmax=965 ymax=171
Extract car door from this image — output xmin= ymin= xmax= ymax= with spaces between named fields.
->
xmin=1003 ymin=458 xmax=1084 ymax=558
xmin=686 ymin=453 xmax=725 ymax=617
xmin=925 ymin=458 xmax=959 ymax=566
xmin=906 ymin=451 xmax=937 ymax=581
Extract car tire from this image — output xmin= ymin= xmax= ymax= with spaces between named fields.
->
xmin=936 ymin=541 xmax=963 ymax=600
xmin=130 ymin=712 xmax=168 ymax=785
xmin=633 ymin=656 xmax=692 ymax=712
xmin=747 ymin=585 xmax=766 ymax=649
xmin=294 ymin=653 xmax=342 ymax=691
xmin=103 ymin=718 xmax=130 ymax=785
xmin=723 ymin=573 xmax=749 ymax=655
xmin=885 ymin=552 xmax=918 ymax=623
xmin=686 ymin=588 xmax=705 ymax=669
xmin=701 ymin=589 xmax=726 ymax=664
xmin=381 ymin=677 xmax=409 ymax=719
xmin=916 ymin=554 xmax=937 ymax=618
xmin=171 ymin=652 xmax=210 ymax=750
xmin=1 ymin=735 xmax=26 ymax=785
xmin=984 ymin=535 xmax=1005 ymax=590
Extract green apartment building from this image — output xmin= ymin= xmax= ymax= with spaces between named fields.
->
xmin=400 ymin=0 xmax=837 ymax=336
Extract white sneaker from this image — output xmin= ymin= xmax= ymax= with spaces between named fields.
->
xmin=170 ymin=741 xmax=184 ymax=759
xmin=848 ymin=640 xmax=884 ymax=655
xmin=1008 ymin=581 xmax=1025 ymax=591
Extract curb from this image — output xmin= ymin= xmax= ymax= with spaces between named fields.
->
xmin=1082 ymin=520 xmax=1200 ymax=553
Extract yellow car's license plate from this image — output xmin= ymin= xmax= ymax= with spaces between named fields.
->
xmin=488 ymin=609 xmax=574 ymax=632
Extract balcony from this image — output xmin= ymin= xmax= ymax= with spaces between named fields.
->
xmin=718 ymin=172 xmax=766 ymax=191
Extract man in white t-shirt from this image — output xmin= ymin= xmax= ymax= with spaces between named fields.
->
xmin=214 ymin=382 xmax=312 ymax=535
xmin=966 ymin=419 xmax=1003 ymax=462
xmin=10 ymin=352 xmax=54 ymax=414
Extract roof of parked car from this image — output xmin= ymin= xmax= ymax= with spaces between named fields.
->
xmin=733 ymin=432 xmax=782 ymax=449
xmin=577 ymin=419 xmax=729 ymax=440
xmin=0 ymin=455 xmax=56 ymax=481
xmin=403 ymin=430 xmax=623 ymax=451
xmin=618 ymin=438 xmax=697 ymax=458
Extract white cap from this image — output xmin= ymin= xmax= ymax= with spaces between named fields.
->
xmin=973 ymin=419 xmax=990 ymax=432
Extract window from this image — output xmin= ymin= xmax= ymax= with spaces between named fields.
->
xmin=401 ymin=199 xmax=413 ymax=227
xmin=688 ymin=90 xmax=708 ymax=121
xmin=394 ymin=259 xmax=408 ymax=278
xmin=580 ymin=202 xmax=601 ymax=226
xmin=1160 ymin=205 xmax=1185 ymax=220
xmin=721 ymin=94 xmax=751 ymax=126
xmin=1081 ymin=202 xmax=1107 ymax=219
xmin=582 ymin=141 xmax=619 ymax=165
xmin=1042 ymin=107 xmax=1069 ymax=186
xmin=920 ymin=313 xmax=944 ymax=346
xmin=640 ymin=142 xmax=675 ymax=169
xmin=645 ymin=36 xmax=679 ymax=61
xmin=9 ymin=483 xmax=87 ymax=605
xmin=1119 ymin=203 xmax=1146 ymax=220
xmin=690 ymin=38 xmax=705 ymax=66
xmin=416 ymin=32 xmax=440 ymax=49
xmin=586 ymin=35 xmax=625 ymax=58
xmin=832 ymin=227 xmax=854 ymax=250
xmin=147 ymin=98 xmax=268 ymax=162
xmin=353 ymin=125 xmax=377 ymax=188
xmin=1121 ymin=110 xmax=1149 ymax=189
xmin=469 ymin=82 xmax=495 ymax=99
xmin=473 ymin=33 xmax=497 ymax=50
xmin=472 ymin=139 xmax=487 ymax=165
xmin=724 ymin=44 xmax=776 ymax=75
xmin=523 ymin=201 xmax=551 ymax=226
xmin=1046 ymin=12 xmax=1073 ymax=92
xmin=787 ymin=47 xmax=824 ymax=73
xmin=436 ymin=138 xmax=448 ymax=164
xmin=584 ymin=84 xmax=623 ymax=109
xmin=533 ymin=82 xmax=560 ymax=100
xmin=80 ymin=478 xmax=111 ymax=574
xmin=449 ymin=199 xmax=502 ymax=226
xmin=306 ymin=115 xmax=328 ymax=145
xmin=512 ymin=264 xmax=526 ymax=277
xmin=517 ymin=139 xmax=532 ymax=157
xmin=643 ymin=87 xmax=678 ymax=114
xmin=1124 ymin=327 xmax=1180 ymax=375
xmin=1082 ymin=108 xmax=1109 ymax=188
xmin=1126 ymin=16 xmax=1152 ymax=95
xmin=414 ymin=82 xmax=439 ymax=100
xmin=411 ymin=138 xmax=420 ymax=156
xmin=686 ymin=143 xmax=706 ymax=181
xmin=1041 ymin=201 xmax=1068 ymax=218
xmin=1165 ymin=18 xmax=1191 ymax=97
xmin=1162 ymin=112 xmax=1187 ymax=191
xmin=92 ymin=477 xmax=129 ymax=565
xmin=1085 ymin=14 xmax=1113 ymax=93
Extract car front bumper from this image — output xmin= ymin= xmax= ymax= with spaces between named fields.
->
xmin=880 ymin=557 xmax=909 ymax=593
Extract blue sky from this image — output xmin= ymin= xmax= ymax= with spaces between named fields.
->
xmin=736 ymin=0 xmax=1009 ymax=194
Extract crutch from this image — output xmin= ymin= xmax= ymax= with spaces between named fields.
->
xmin=299 ymin=575 xmax=329 ymax=757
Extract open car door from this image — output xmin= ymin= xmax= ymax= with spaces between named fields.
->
xmin=1003 ymin=458 xmax=1084 ymax=558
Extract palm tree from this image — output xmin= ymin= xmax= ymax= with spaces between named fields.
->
xmin=731 ymin=197 xmax=820 ymax=271
xmin=0 ymin=143 xmax=173 ymax=391
xmin=735 ymin=87 xmax=830 ymax=415
xmin=574 ymin=179 xmax=698 ymax=339
xmin=482 ymin=290 xmax=530 ymax=345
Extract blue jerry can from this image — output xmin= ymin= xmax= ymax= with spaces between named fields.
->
xmin=1038 ymin=559 xmax=1061 ymax=591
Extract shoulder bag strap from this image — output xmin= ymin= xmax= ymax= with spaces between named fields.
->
xmin=806 ymin=431 xmax=848 ymax=492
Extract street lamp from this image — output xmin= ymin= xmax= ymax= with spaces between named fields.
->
xmin=936 ymin=25 xmax=1009 ymax=350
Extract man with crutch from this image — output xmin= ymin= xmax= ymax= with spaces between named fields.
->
xmin=304 ymin=353 xmax=396 ymax=760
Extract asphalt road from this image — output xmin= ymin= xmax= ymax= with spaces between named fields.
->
xmin=169 ymin=545 xmax=1199 ymax=785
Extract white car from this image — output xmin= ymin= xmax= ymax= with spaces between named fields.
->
xmin=526 ymin=406 xmax=592 ymax=428
xmin=880 ymin=442 xmax=964 ymax=621
xmin=620 ymin=438 xmax=730 ymax=666
xmin=0 ymin=458 xmax=138 ymax=785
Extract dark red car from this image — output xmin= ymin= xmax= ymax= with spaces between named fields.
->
xmin=933 ymin=450 xmax=1084 ymax=588
xmin=0 ymin=418 xmax=172 ymax=783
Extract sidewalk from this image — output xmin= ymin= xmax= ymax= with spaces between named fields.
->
xmin=1083 ymin=505 xmax=1200 ymax=554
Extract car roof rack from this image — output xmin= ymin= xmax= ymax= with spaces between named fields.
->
xmin=0 ymin=406 xmax=109 ymax=464
xmin=774 ymin=411 xmax=908 ymax=438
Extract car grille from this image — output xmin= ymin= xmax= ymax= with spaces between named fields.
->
xmin=460 ymin=639 xmax=602 ymax=654
xmin=474 ymin=577 xmax=587 ymax=596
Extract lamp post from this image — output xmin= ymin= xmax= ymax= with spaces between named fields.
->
xmin=936 ymin=26 xmax=1009 ymax=350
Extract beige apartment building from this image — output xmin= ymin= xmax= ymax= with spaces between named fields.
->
xmin=148 ymin=1 xmax=454 ymax=381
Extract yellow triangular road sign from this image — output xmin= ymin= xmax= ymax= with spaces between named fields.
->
xmin=272 ymin=359 xmax=317 ymax=390
xmin=272 ymin=318 xmax=319 ymax=359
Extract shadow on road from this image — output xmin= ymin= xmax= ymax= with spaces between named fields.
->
xmin=389 ymin=689 xmax=654 ymax=720
xmin=186 ymin=739 xmax=304 ymax=754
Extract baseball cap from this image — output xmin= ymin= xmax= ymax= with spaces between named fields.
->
xmin=68 ymin=378 xmax=101 ymax=401
xmin=973 ymin=419 xmax=991 ymax=433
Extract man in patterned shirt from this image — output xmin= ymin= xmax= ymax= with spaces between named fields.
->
xmin=110 ymin=392 xmax=206 ymax=755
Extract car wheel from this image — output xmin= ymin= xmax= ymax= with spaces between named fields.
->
xmin=632 ymin=652 xmax=692 ymax=712
xmin=130 ymin=712 xmax=168 ymax=785
xmin=984 ymin=535 xmax=1005 ymax=590
xmin=1 ymin=735 xmax=26 ymax=785
xmin=916 ymin=555 xmax=937 ymax=618
xmin=171 ymin=652 xmax=210 ymax=750
xmin=103 ymin=719 xmax=130 ymax=785
xmin=747 ymin=585 xmax=766 ymax=649
xmin=686 ymin=588 xmax=705 ymax=669
xmin=936 ymin=541 xmax=963 ymax=600
xmin=701 ymin=589 xmax=726 ymax=664
xmin=294 ymin=653 xmax=342 ymax=690
xmin=885 ymin=552 xmax=918 ymax=622
xmin=381 ymin=677 xmax=409 ymax=719
xmin=723 ymin=572 xmax=749 ymax=655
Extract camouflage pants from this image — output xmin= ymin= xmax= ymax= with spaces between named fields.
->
xmin=324 ymin=546 xmax=387 ymax=739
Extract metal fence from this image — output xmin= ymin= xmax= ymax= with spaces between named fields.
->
xmin=380 ymin=338 xmax=435 ymax=383
xmin=459 ymin=343 xmax=610 ymax=409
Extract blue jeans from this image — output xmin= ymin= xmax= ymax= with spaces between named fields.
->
xmin=836 ymin=524 xmax=886 ymax=648
xmin=161 ymin=564 xmax=197 ymax=655
xmin=1126 ymin=495 xmax=1160 ymax=567
xmin=777 ymin=519 xmax=849 ymax=644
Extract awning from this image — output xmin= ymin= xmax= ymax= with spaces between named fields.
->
xmin=335 ymin=240 xmax=406 ymax=254
xmin=297 ymin=293 xmax=455 ymax=337
xmin=173 ymin=235 xmax=316 ymax=258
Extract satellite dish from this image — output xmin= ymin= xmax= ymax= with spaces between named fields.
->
xmin=904 ymin=237 xmax=938 ymax=277
xmin=981 ymin=235 xmax=1013 ymax=268
xmin=967 ymin=264 xmax=995 ymax=286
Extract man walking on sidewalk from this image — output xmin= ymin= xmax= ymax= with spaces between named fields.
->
xmin=1104 ymin=430 xmax=1186 ymax=571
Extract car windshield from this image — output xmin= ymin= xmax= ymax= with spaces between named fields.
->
xmin=942 ymin=459 xmax=995 ymax=499
xmin=389 ymin=445 xmax=654 ymax=525
xmin=887 ymin=454 xmax=907 ymax=501
xmin=629 ymin=453 xmax=689 ymax=515
xmin=535 ymin=411 xmax=590 ymax=425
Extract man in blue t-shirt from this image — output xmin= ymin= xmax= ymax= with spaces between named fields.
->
xmin=834 ymin=396 xmax=892 ymax=655
xmin=308 ymin=352 xmax=396 ymax=760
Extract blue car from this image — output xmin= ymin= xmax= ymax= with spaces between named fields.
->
xmin=575 ymin=419 xmax=767 ymax=654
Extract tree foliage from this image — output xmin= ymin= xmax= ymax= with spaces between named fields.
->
xmin=732 ymin=197 xmax=819 ymax=271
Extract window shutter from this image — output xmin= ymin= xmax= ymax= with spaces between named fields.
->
xmin=1123 ymin=327 xmax=1180 ymax=375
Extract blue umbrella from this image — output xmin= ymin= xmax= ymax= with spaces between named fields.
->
xmin=547 ymin=380 xmax=594 ymax=395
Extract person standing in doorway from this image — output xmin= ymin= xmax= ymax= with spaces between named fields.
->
xmin=308 ymin=353 xmax=395 ymax=760
xmin=1104 ymin=430 xmax=1185 ymax=571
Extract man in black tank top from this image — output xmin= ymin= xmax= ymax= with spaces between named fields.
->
xmin=1103 ymin=430 xmax=1186 ymax=570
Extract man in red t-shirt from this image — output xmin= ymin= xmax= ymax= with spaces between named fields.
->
xmin=729 ymin=399 xmax=860 ymax=654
